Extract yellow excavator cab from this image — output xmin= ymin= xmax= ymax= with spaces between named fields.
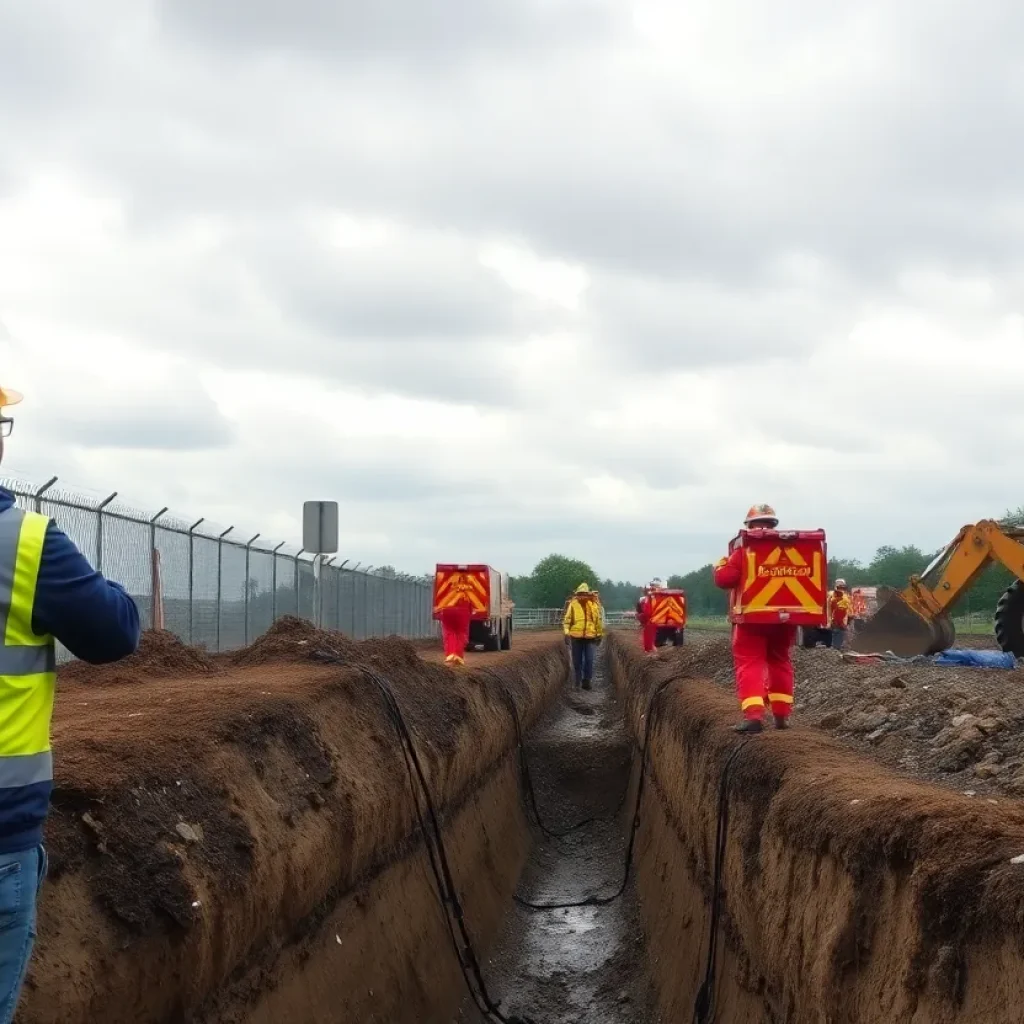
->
xmin=851 ymin=521 xmax=1024 ymax=657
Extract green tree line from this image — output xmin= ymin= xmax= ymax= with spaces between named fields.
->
xmin=511 ymin=506 xmax=1024 ymax=617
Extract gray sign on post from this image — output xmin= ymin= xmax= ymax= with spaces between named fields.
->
xmin=303 ymin=500 xmax=339 ymax=554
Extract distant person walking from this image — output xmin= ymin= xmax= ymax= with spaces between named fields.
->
xmin=439 ymin=590 xmax=473 ymax=667
xmin=563 ymin=583 xmax=603 ymax=690
xmin=0 ymin=384 xmax=140 ymax=1021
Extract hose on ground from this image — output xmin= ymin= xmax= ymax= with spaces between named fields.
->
xmin=311 ymin=646 xmax=537 ymax=1024
xmin=692 ymin=740 xmax=750 ymax=1024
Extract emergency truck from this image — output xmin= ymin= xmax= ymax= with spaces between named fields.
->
xmin=432 ymin=564 xmax=513 ymax=652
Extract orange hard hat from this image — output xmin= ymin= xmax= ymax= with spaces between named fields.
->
xmin=0 ymin=386 xmax=23 ymax=409
xmin=744 ymin=503 xmax=778 ymax=527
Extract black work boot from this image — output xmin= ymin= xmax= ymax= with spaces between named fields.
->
xmin=734 ymin=719 xmax=763 ymax=734
xmin=582 ymin=679 xmax=592 ymax=691
xmin=774 ymin=716 xmax=790 ymax=730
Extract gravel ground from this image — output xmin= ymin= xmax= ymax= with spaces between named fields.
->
xmin=659 ymin=630 xmax=1024 ymax=801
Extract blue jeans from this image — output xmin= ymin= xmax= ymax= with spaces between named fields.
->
xmin=570 ymin=638 xmax=597 ymax=684
xmin=831 ymin=628 xmax=847 ymax=649
xmin=0 ymin=845 xmax=46 ymax=1024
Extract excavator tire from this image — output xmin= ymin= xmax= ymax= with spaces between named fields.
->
xmin=994 ymin=580 xmax=1024 ymax=657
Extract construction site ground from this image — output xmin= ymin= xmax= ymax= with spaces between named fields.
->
xmin=18 ymin=620 xmax=1024 ymax=1022
xmin=673 ymin=628 xmax=1024 ymax=800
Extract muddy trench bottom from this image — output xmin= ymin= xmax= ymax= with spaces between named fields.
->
xmin=457 ymin=650 xmax=657 ymax=1024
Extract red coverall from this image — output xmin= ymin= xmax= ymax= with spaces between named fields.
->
xmin=439 ymin=601 xmax=472 ymax=662
xmin=713 ymin=548 xmax=797 ymax=721
xmin=636 ymin=595 xmax=657 ymax=652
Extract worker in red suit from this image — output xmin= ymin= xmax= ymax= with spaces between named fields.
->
xmin=713 ymin=504 xmax=796 ymax=734
xmin=635 ymin=579 xmax=662 ymax=654
xmin=439 ymin=588 xmax=473 ymax=666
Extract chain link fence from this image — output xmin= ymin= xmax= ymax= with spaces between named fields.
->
xmin=1 ymin=475 xmax=438 ymax=658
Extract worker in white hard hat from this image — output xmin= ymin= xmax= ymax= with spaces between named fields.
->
xmin=714 ymin=503 xmax=796 ymax=733
xmin=0 ymin=384 xmax=140 ymax=1020
xmin=828 ymin=578 xmax=853 ymax=650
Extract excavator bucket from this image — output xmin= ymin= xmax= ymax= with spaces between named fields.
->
xmin=850 ymin=592 xmax=954 ymax=657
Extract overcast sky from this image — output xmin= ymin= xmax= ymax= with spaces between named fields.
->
xmin=2 ymin=0 xmax=1023 ymax=583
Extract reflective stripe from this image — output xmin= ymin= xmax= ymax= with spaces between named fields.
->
xmin=768 ymin=693 xmax=794 ymax=704
xmin=0 ymin=509 xmax=53 ymax=674
xmin=741 ymin=696 xmax=765 ymax=710
xmin=0 ymin=751 xmax=52 ymax=787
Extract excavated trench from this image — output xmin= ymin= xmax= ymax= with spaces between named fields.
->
xmin=22 ymin=622 xmax=1024 ymax=1023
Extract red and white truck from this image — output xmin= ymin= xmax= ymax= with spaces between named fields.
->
xmin=432 ymin=564 xmax=513 ymax=652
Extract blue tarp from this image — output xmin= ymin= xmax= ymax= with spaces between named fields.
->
xmin=933 ymin=649 xmax=1018 ymax=669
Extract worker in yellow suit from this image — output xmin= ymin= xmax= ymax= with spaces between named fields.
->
xmin=563 ymin=583 xmax=603 ymax=690
xmin=828 ymin=579 xmax=853 ymax=650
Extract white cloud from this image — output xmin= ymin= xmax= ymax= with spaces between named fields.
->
xmin=1 ymin=0 xmax=1023 ymax=587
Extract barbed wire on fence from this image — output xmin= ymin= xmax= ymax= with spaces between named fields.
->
xmin=0 ymin=474 xmax=439 ymax=658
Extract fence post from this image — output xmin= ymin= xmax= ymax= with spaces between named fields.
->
xmin=187 ymin=519 xmax=204 ymax=644
xmin=338 ymin=560 xmax=348 ymax=632
xmin=95 ymin=492 xmax=117 ymax=572
xmin=149 ymin=507 xmax=168 ymax=631
xmin=244 ymin=533 xmax=260 ymax=645
xmin=33 ymin=476 xmax=57 ymax=513
xmin=322 ymin=557 xmax=336 ymax=630
xmin=216 ymin=526 xmax=234 ymax=652
xmin=295 ymin=550 xmax=304 ymax=622
xmin=271 ymin=542 xmax=285 ymax=623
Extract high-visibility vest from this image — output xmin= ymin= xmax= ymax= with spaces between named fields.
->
xmin=0 ymin=508 xmax=56 ymax=792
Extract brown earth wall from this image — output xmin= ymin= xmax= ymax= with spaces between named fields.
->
xmin=19 ymin=622 xmax=566 ymax=1024
xmin=606 ymin=632 xmax=1024 ymax=1023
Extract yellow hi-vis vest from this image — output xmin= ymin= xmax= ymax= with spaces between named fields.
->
xmin=563 ymin=598 xmax=603 ymax=640
xmin=0 ymin=508 xmax=56 ymax=792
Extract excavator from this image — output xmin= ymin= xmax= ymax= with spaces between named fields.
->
xmin=851 ymin=520 xmax=1024 ymax=658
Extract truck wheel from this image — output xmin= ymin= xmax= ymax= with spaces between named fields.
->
xmin=501 ymin=619 xmax=511 ymax=650
xmin=995 ymin=580 xmax=1024 ymax=657
xmin=799 ymin=627 xmax=817 ymax=649
xmin=484 ymin=628 xmax=501 ymax=653
xmin=671 ymin=628 xmax=685 ymax=647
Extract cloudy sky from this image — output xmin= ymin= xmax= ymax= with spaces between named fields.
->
xmin=2 ymin=0 xmax=1023 ymax=583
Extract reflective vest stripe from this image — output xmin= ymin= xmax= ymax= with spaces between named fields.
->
xmin=0 ymin=508 xmax=56 ymax=764
xmin=0 ymin=750 xmax=53 ymax=787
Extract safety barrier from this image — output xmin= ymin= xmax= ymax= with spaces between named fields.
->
xmin=1 ymin=473 xmax=437 ymax=655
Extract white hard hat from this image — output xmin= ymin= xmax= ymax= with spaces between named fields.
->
xmin=836 ymin=578 xmax=847 ymax=588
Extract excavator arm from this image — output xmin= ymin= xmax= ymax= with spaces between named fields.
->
xmin=851 ymin=521 xmax=1024 ymax=657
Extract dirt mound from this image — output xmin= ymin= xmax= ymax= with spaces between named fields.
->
xmin=608 ymin=633 xmax=1024 ymax=1023
xmin=664 ymin=633 xmax=1024 ymax=799
xmin=59 ymin=628 xmax=218 ymax=685
xmin=24 ymin=632 xmax=568 ymax=1024
xmin=230 ymin=615 xmax=422 ymax=673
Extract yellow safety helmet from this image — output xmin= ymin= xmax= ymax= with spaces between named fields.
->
xmin=575 ymin=582 xmax=591 ymax=594
xmin=0 ymin=386 xmax=23 ymax=409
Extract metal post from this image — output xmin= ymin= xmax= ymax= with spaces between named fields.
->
xmin=34 ymin=476 xmax=57 ymax=513
xmin=94 ymin=492 xmax=117 ymax=572
xmin=149 ymin=507 xmax=168 ymax=631
xmin=271 ymin=542 xmax=285 ymax=623
xmin=187 ymin=518 xmax=204 ymax=644
xmin=295 ymin=550 xmax=304 ymax=621
xmin=243 ymin=533 xmax=260 ymax=645
xmin=216 ymin=526 xmax=234 ymax=652
xmin=323 ymin=556 xmax=336 ymax=630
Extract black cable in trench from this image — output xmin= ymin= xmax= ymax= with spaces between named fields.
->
xmin=310 ymin=646 xmax=536 ymax=1024
xmin=476 ymin=667 xmax=627 ymax=842
xmin=511 ymin=675 xmax=679 ymax=911
xmin=692 ymin=740 xmax=750 ymax=1024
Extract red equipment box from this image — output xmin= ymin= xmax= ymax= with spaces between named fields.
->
xmin=649 ymin=589 xmax=687 ymax=628
xmin=727 ymin=529 xmax=828 ymax=627
xmin=432 ymin=564 xmax=493 ymax=620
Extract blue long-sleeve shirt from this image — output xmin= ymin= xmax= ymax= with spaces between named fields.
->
xmin=0 ymin=490 xmax=141 ymax=663
xmin=0 ymin=488 xmax=140 ymax=852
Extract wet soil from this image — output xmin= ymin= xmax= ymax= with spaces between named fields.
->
xmin=457 ymin=650 xmax=657 ymax=1024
